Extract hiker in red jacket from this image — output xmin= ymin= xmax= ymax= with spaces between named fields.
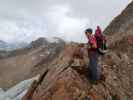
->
xmin=95 ymin=26 xmax=102 ymax=37
xmin=85 ymin=28 xmax=101 ymax=81
xmin=95 ymin=26 xmax=107 ymax=55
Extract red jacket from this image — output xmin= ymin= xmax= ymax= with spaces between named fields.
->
xmin=87 ymin=35 xmax=97 ymax=51
xmin=95 ymin=28 xmax=102 ymax=37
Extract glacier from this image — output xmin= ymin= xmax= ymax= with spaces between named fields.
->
xmin=0 ymin=75 xmax=39 ymax=100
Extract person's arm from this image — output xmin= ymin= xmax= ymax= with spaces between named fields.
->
xmin=91 ymin=42 xmax=97 ymax=49
xmin=90 ymin=36 xmax=97 ymax=49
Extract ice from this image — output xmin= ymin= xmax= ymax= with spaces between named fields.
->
xmin=0 ymin=75 xmax=39 ymax=100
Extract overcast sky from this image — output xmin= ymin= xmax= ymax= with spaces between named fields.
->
xmin=0 ymin=0 xmax=132 ymax=43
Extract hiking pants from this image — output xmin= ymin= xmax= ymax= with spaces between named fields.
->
xmin=89 ymin=51 xmax=101 ymax=80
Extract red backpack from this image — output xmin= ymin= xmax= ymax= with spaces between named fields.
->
xmin=95 ymin=32 xmax=108 ymax=55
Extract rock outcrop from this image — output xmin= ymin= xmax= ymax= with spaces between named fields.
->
xmin=22 ymin=40 xmax=133 ymax=100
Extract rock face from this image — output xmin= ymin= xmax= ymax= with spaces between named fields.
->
xmin=22 ymin=44 xmax=91 ymax=100
xmin=22 ymin=1 xmax=133 ymax=100
xmin=104 ymin=1 xmax=133 ymax=35
xmin=22 ymin=42 xmax=133 ymax=100
xmin=104 ymin=1 xmax=133 ymax=44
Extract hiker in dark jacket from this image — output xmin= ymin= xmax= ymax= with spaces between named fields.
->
xmin=85 ymin=28 xmax=101 ymax=81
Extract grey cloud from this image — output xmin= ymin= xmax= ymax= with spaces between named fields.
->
xmin=0 ymin=0 xmax=131 ymax=43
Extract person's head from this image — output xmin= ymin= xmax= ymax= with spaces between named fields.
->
xmin=97 ymin=26 xmax=100 ymax=29
xmin=85 ymin=28 xmax=93 ymax=37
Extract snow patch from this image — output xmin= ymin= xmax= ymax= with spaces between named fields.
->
xmin=0 ymin=75 xmax=40 ymax=100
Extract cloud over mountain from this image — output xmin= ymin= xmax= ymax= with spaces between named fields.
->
xmin=0 ymin=0 xmax=131 ymax=43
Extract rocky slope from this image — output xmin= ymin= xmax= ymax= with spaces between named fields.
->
xmin=0 ymin=37 xmax=65 ymax=90
xmin=22 ymin=41 xmax=133 ymax=100
xmin=22 ymin=1 xmax=133 ymax=100
xmin=104 ymin=1 xmax=133 ymax=44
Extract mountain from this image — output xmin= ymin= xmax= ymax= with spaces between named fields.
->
xmin=104 ymin=1 xmax=133 ymax=44
xmin=0 ymin=40 xmax=28 ymax=51
xmin=21 ymin=1 xmax=133 ymax=100
xmin=0 ymin=37 xmax=65 ymax=90
xmin=0 ymin=40 xmax=8 ymax=49
xmin=104 ymin=1 xmax=133 ymax=35
xmin=30 ymin=37 xmax=65 ymax=48
xmin=0 ymin=1 xmax=133 ymax=100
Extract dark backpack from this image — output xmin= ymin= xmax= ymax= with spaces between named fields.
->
xmin=95 ymin=35 xmax=108 ymax=55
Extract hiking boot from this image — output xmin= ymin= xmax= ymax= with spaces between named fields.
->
xmin=90 ymin=80 xmax=98 ymax=85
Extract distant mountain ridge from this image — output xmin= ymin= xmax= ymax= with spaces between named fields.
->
xmin=30 ymin=37 xmax=65 ymax=48
xmin=0 ymin=36 xmax=65 ymax=90
xmin=0 ymin=37 xmax=65 ymax=51
xmin=0 ymin=40 xmax=28 ymax=51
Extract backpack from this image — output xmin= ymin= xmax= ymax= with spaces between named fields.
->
xmin=95 ymin=35 xmax=108 ymax=55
